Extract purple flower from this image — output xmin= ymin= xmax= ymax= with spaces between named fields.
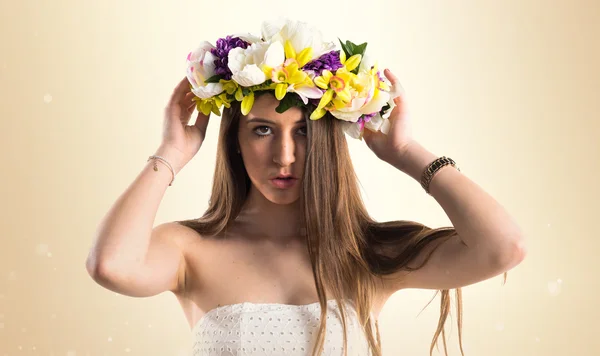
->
xmin=357 ymin=112 xmax=377 ymax=131
xmin=302 ymin=51 xmax=343 ymax=76
xmin=210 ymin=36 xmax=250 ymax=80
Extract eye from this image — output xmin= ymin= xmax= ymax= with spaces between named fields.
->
xmin=253 ymin=126 xmax=308 ymax=138
xmin=253 ymin=126 xmax=272 ymax=137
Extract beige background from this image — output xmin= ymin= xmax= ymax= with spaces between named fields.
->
xmin=1 ymin=0 xmax=598 ymax=355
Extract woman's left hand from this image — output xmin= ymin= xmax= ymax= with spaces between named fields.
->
xmin=362 ymin=68 xmax=415 ymax=164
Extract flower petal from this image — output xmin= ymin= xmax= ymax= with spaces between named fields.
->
xmin=344 ymin=54 xmax=362 ymax=72
xmin=317 ymin=89 xmax=334 ymax=109
xmin=335 ymin=89 xmax=352 ymax=103
xmin=361 ymin=90 xmax=390 ymax=114
xmin=314 ymin=75 xmax=329 ymax=89
xmin=227 ymin=47 xmax=247 ymax=74
xmin=232 ymin=87 xmax=242 ymax=101
xmin=198 ymin=100 xmax=213 ymax=116
xmin=191 ymin=83 xmax=224 ymax=99
xmin=284 ymin=40 xmax=296 ymax=59
xmin=296 ymin=47 xmax=313 ymax=67
xmin=340 ymin=121 xmax=362 ymax=139
xmin=310 ymin=107 xmax=327 ymax=120
xmin=231 ymin=64 xmax=266 ymax=86
xmin=365 ymin=115 xmax=391 ymax=135
xmin=231 ymin=32 xmax=261 ymax=44
xmin=289 ymin=70 xmax=305 ymax=84
xmin=330 ymin=108 xmax=362 ymax=122
xmin=275 ymin=83 xmax=288 ymax=100
xmin=264 ymin=41 xmax=285 ymax=68
xmin=290 ymin=85 xmax=323 ymax=104
xmin=261 ymin=18 xmax=285 ymax=41
xmin=241 ymin=91 xmax=255 ymax=115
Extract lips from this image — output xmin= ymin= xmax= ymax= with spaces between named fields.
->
xmin=269 ymin=176 xmax=298 ymax=189
xmin=271 ymin=173 xmax=297 ymax=179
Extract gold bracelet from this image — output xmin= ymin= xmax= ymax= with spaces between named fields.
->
xmin=147 ymin=155 xmax=175 ymax=186
xmin=420 ymin=156 xmax=460 ymax=194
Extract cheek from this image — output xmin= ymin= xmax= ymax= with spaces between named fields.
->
xmin=241 ymin=143 xmax=270 ymax=177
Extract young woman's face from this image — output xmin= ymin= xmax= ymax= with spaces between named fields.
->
xmin=237 ymin=94 xmax=307 ymax=205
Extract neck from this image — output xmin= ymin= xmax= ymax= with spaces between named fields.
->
xmin=235 ymin=186 xmax=306 ymax=242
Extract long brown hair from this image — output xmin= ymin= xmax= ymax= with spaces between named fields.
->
xmin=176 ymin=92 xmax=506 ymax=356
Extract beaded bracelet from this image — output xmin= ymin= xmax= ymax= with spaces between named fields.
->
xmin=420 ymin=156 xmax=460 ymax=194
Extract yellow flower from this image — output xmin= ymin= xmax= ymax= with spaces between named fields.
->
xmin=195 ymin=92 xmax=231 ymax=116
xmin=264 ymin=58 xmax=314 ymax=101
xmin=241 ymin=91 xmax=255 ymax=116
xmin=310 ymin=67 xmax=356 ymax=120
xmin=221 ymin=80 xmax=244 ymax=101
xmin=339 ymin=51 xmax=362 ymax=72
xmin=284 ymin=40 xmax=314 ymax=67
xmin=367 ymin=62 xmax=390 ymax=93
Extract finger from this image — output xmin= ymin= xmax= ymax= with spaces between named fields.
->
xmin=180 ymin=91 xmax=196 ymax=107
xmin=384 ymin=68 xmax=405 ymax=95
xmin=383 ymin=68 xmax=398 ymax=85
xmin=185 ymin=100 xmax=196 ymax=115
xmin=168 ymin=76 xmax=192 ymax=105
xmin=194 ymin=111 xmax=210 ymax=137
xmin=361 ymin=127 xmax=372 ymax=141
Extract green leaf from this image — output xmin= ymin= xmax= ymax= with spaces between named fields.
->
xmin=204 ymin=75 xmax=222 ymax=84
xmin=275 ymin=93 xmax=304 ymax=113
xmin=353 ymin=42 xmax=368 ymax=57
xmin=338 ymin=38 xmax=351 ymax=59
xmin=338 ymin=39 xmax=368 ymax=58
xmin=338 ymin=39 xmax=368 ymax=74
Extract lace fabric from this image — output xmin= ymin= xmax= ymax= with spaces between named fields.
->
xmin=191 ymin=299 xmax=373 ymax=356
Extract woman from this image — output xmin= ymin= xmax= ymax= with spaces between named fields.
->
xmin=86 ymin=19 xmax=526 ymax=356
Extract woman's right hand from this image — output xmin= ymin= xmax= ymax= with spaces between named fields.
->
xmin=158 ymin=76 xmax=211 ymax=171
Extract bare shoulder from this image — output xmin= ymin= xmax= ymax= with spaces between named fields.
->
xmin=151 ymin=221 xmax=203 ymax=294
xmin=154 ymin=221 xmax=202 ymax=246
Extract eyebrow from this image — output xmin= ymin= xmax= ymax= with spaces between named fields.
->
xmin=246 ymin=117 xmax=305 ymax=125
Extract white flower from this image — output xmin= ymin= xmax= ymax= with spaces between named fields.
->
xmin=261 ymin=18 xmax=336 ymax=59
xmin=336 ymin=68 xmax=397 ymax=139
xmin=379 ymin=69 xmax=404 ymax=119
xmin=330 ymin=72 xmax=390 ymax=122
xmin=186 ymin=41 xmax=224 ymax=99
xmin=287 ymin=84 xmax=323 ymax=104
xmin=340 ymin=114 xmax=391 ymax=140
xmin=358 ymin=52 xmax=376 ymax=72
xmin=381 ymin=85 xmax=403 ymax=120
xmin=364 ymin=114 xmax=391 ymax=134
xmin=230 ymin=32 xmax=262 ymax=44
xmin=340 ymin=121 xmax=362 ymax=139
xmin=228 ymin=41 xmax=285 ymax=87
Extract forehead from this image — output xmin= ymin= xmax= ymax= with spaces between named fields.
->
xmin=244 ymin=93 xmax=304 ymax=124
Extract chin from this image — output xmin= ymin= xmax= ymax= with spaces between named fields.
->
xmin=264 ymin=191 xmax=301 ymax=205
xmin=259 ymin=183 xmax=302 ymax=205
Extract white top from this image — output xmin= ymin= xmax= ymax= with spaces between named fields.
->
xmin=191 ymin=299 xmax=374 ymax=356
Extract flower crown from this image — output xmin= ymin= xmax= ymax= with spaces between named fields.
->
xmin=185 ymin=18 xmax=401 ymax=140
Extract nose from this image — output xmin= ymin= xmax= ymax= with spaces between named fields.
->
xmin=272 ymin=132 xmax=296 ymax=167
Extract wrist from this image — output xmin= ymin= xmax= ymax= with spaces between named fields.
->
xmin=389 ymin=141 xmax=438 ymax=182
xmin=154 ymin=144 xmax=188 ymax=175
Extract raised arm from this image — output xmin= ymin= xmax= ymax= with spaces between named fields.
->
xmin=86 ymin=145 xmax=189 ymax=297
xmin=85 ymin=77 xmax=210 ymax=297
xmin=361 ymin=69 xmax=526 ymax=294
xmin=379 ymin=140 xmax=526 ymax=293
